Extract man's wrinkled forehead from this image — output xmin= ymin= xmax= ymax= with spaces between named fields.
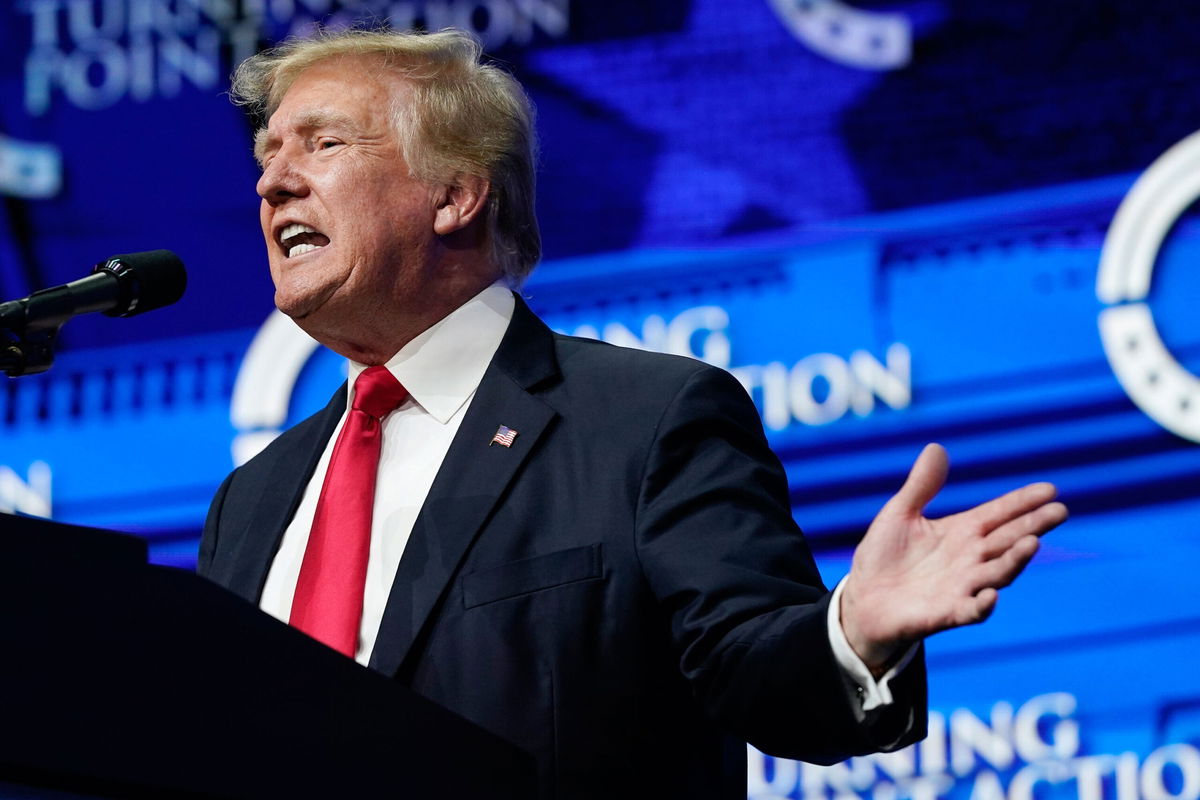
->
xmin=269 ymin=52 xmax=401 ymax=111
xmin=250 ymin=55 xmax=411 ymax=167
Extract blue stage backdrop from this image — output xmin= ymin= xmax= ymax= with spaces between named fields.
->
xmin=2 ymin=2 xmax=1198 ymax=798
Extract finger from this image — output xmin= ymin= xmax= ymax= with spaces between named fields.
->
xmin=885 ymin=443 xmax=949 ymax=517
xmin=958 ymin=481 xmax=1060 ymax=533
xmin=942 ymin=588 xmax=998 ymax=631
xmin=980 ymin=501 xmax=1068 ymax=559
xmin=965 ymin=588 xmax=999 ymax=626
xmin=974 ymin=534 xmax=1041 ymax=591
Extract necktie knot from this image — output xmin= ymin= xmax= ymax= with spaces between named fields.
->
xmin=353 ymin=366 xmax=407 ymax=420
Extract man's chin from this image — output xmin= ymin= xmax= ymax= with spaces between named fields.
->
xmin=274 ymin=302 xmax=311 ymax=321
xmin=274 ymin=288 xmax=329 ymax=321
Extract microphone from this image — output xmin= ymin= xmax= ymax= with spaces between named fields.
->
xmin=0 ymin=250 xmax=187 ymax=333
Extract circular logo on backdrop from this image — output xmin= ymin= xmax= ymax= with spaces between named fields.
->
xmin=765 ymin=0 xmax=912 ymax=70
xmin=230 ymin=310 xmax=322 ymax=466
xmin=1097 ymin=129 xmax=1200 ymax=443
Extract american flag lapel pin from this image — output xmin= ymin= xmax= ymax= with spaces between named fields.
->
xmin=490 ymin=425 xmax=518 ymax=448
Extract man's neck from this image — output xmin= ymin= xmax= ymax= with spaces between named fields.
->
xmin=304 ymin=271 xmax=506 ymax=365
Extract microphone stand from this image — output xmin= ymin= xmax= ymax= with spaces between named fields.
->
xmin=0 ymin=330 xmax=60 ymax=377
xmin=0 ymin=251 xmax=186 ymax=377
xmin=0 ymin=294 xmax=71 ymax=377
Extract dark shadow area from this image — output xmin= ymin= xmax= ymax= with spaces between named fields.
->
xmin=841 ymin=1 xmax=1200 ymax=211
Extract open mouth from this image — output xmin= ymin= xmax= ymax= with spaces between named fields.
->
xmin=279 ymin=223 xmax=331 ymax=258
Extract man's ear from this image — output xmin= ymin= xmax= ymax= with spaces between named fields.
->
xmin=433 ymin=175 xmax=490 ymax=236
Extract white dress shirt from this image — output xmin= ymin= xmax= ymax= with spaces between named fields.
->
xmin=258 ymin=283 xmax=904 ymax=708
xmin=260 ymin=284 xmax=516 ymax=665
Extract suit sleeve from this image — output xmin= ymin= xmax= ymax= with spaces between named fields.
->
xmin=633 ymin=364 xmax=926 ymax=762
xmin=197 ymin=469 xmax=235 ymax=578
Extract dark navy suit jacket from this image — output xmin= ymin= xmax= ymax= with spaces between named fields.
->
xmin=199 ymin=297 xmax=925 ymax=799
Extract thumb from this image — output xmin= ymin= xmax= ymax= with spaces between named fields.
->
xmin=886 ymin=443 xmax=949 ymax=517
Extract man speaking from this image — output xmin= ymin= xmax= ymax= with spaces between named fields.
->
xmin=198 ymin=28 xmax=1067 ymax=799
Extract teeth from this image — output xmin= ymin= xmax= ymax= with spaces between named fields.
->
xmin=280 ymin=222 xmax=328 ymax=258
xmin=281 ymin=223 xmax=317 ymax=240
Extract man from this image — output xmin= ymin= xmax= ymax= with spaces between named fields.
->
xmin=199 ymin=28 xmax=1067 ymax=799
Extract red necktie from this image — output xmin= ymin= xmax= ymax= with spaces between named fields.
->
xmin=289 ymin=366 xmax=408 ymax=657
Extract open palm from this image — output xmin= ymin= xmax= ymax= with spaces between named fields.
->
xmin=839 ymin=444 xmax=1069 ymax=671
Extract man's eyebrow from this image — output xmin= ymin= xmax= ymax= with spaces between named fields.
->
xmin=253 ymin=110 xmax=361 ymax=165
xmin=253 ymin=128 xmax=273 ymax=166
xmin=292 ymin=109 xmax=358 ymax=132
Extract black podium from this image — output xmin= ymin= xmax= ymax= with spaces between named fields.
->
xmin=0 ymin=513 xmax=534 ymax=799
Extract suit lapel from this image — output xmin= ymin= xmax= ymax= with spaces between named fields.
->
xmin=369 ymin=298 xmax=560 ymax=678
xmin=222 ymin=386 xmax=345 ymax=603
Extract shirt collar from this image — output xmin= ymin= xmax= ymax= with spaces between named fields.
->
xmin=346 ymin=283 xmax=515 ymax=424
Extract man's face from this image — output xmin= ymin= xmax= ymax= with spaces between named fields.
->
xmin=255 ymin=57 xmax=439 ymax=345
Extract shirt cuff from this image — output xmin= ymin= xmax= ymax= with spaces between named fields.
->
xmin=826 ymin=578 xmax=920 ymax=712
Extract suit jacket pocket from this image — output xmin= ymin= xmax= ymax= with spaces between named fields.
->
xmin=462 ymin=544 xmax=603 ymax=608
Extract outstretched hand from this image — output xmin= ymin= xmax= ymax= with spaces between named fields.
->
xmin=839 ymin=443 xmax=1068 ymax=673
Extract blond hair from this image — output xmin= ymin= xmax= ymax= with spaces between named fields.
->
xmin=230 ymin=28 xmax=541 ymax=285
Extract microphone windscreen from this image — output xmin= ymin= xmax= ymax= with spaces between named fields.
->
xmin=96 ymin=250 xmax=187 ymax=317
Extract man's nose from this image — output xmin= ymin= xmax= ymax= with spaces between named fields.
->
xmin=257 ymin=152 xmax=308 ymax=204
